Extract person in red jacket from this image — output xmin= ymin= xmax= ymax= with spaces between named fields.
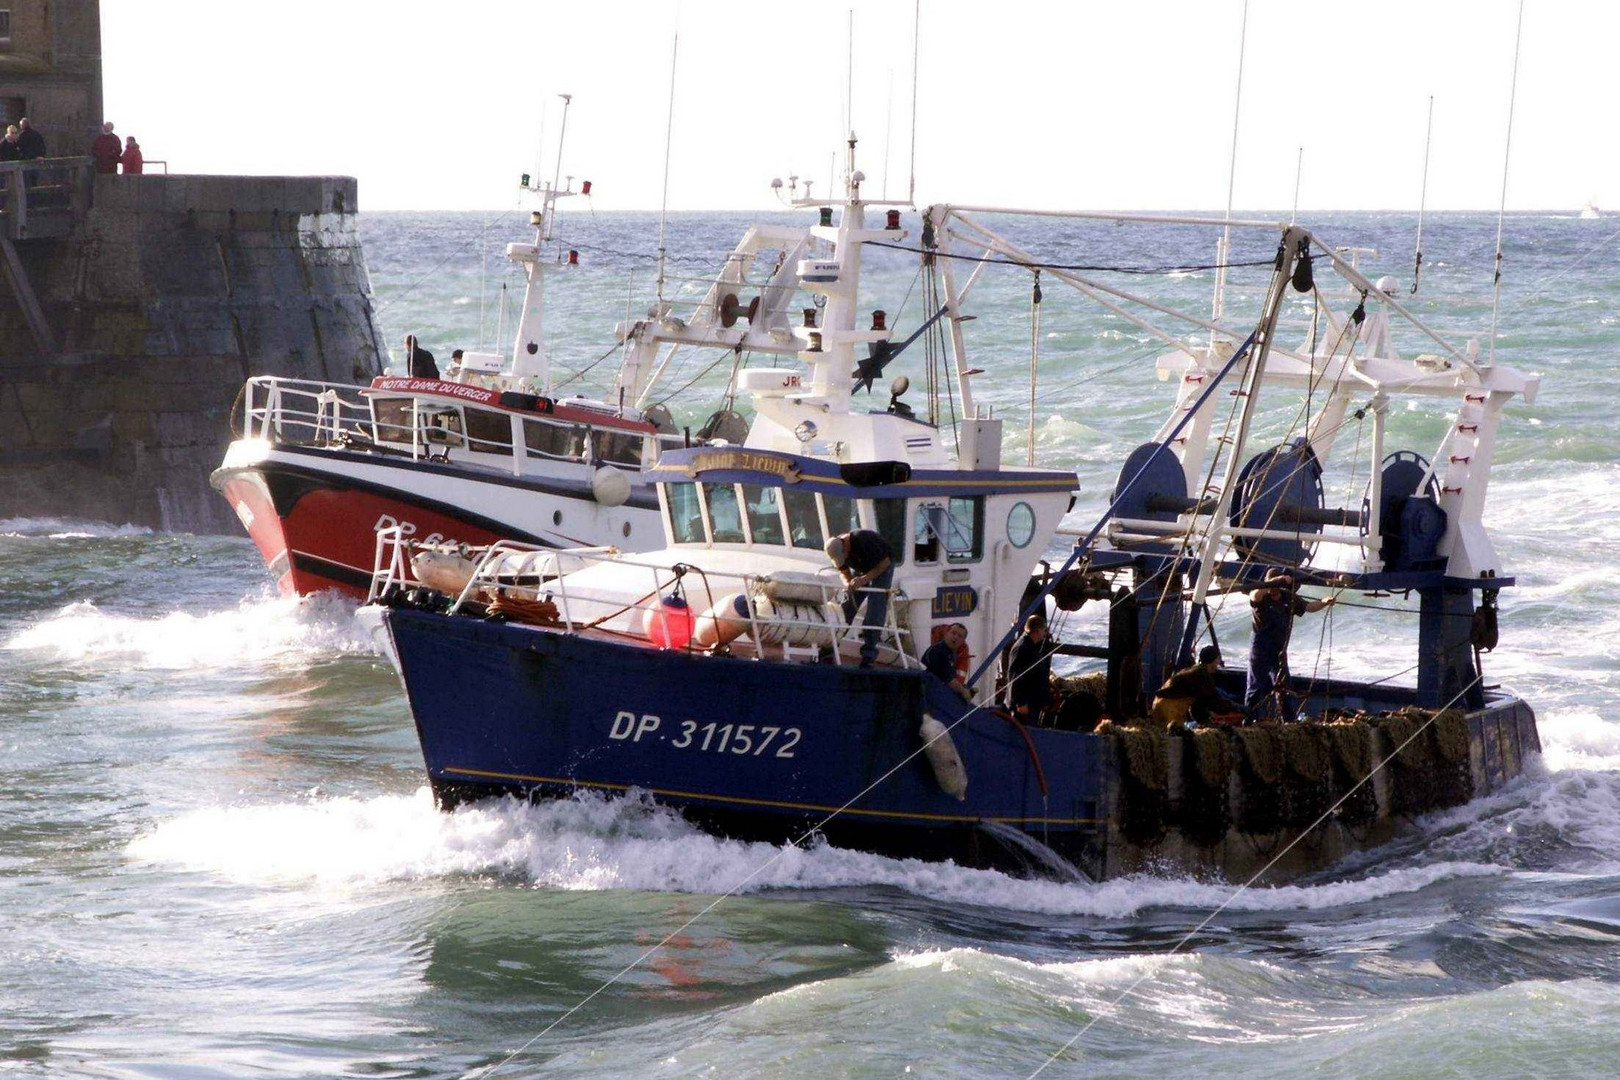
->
xmin=120 ymin=136 xmax=143 ymax=175
xmin=92 ymin=122 xmax=122 ymax=173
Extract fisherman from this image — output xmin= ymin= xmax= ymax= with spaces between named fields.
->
xmin=16 ymin=118 xmax=45 ymax=160
xmin=0 ymin=126 xmax=21 ymax=162
xmin=825 ymin=528 xmax=894 ymax=667
xmin=1151 ymin=644 xmax=1241 ymax=728
xmin=1006 ymin=613 xmax=1055 ymax=725
xmin=922 ymin=623 xmax=974 ymax=702
xmin=1246 ymin=568 xmax=1335 ymax=721
xmin=404 ymin=334 xmax=439 ymax=379
xmin=119 ymin=136 xmax=143 ymax=175
xmin=92 ymin=122 xmax=122 ymax=173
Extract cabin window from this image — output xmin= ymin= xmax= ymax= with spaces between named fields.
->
xmin=465 ymin=408 xmax=514 ymax=455
xmin=372 ymin=398 xmax=414 ymax=443
xmin=421 ymin=407 xmax=465 ymax=447
xmin=822 ymin=493 xmax=861 ymax=537
xmin=874 ymin=499 xmax=907 ymax=566
xmin=590 ymin=427 xmax=644 ymax=467
xmin=703 ymin=483 xmax=745 ymax=543
xmin=782 ymin=487 xmax=824 ymax=550
xmin=915 ymin=497 xmax=982 ymax=563
xmin=742 ymin=485 xmax=785 ymax=546
xmin=666 ymin=483 xmax=705 ymax=544
xmin=0 ymin=12 xmax=12 ymax=48
xmin=524 ymin=418 xmax=585 ymax=461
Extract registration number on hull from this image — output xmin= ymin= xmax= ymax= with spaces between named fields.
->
xmin=609 ymin=711 xmax=801 ymax=758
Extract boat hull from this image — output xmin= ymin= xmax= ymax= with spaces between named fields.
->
xmin=379 ymin=606 xmax=1541 ymax=882
xmin=382 ymin=605 xmax=1109 ymax=876
xmin=211 ymin=441 xmax=660 ymax=598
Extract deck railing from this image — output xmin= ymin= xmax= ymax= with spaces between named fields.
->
xmin=367 ymin=528 xmax=919 ymax=669
xmin=236 ymin=376 xmax=376 ymax=447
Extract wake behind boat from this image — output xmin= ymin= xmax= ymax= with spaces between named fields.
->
xmin=364 ymin=149 xmax=1542 ymax=883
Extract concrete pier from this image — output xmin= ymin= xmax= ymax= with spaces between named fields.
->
xmin=0 ymin=172 xmax=383 ymax=532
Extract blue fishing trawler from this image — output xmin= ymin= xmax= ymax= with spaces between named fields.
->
xmin=365 ymin=152 xmax=1542 ymax=882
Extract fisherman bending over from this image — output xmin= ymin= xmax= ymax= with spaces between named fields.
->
xmin=1246 ymin=568 xmax=1335 ymax=721
xmin=825 ymin=528 xmax=894 ymax=668
xmin=1152 ymin=644 xmax=1241 ymax=728
xmin=1006 ymin=613 xmax=1055 ymax=725
xmin=922 ymin=622 xmax=974 ymax=703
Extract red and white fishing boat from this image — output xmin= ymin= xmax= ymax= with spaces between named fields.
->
xmin=214 ymin=137 xmax=822 ymax=597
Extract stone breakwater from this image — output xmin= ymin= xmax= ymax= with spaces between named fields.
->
xmin=0 ymin=174 xmax=383 ymax=533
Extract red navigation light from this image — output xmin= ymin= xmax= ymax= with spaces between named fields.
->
xmin=568 ymin=249 xmax=579 ymax=265
xmin=581 ymin=180 xmax=592 ymax=195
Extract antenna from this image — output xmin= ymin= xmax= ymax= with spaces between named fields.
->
xmin=1290 ymin=146 xmax=1303 ymax=224
xmin=1411 ymin=95 xmax=1434 ymax=295
xmin=1211 ymin=0 xmax=1250 ymax=338
xmin=544 ymin=93 xmax=573 ymax=242
xmin=655 ymin=31 xmax=680 ymax=307
xmin=1488 ymin=0 xmax=1526 ymax=366
xmin=845 ymin=9 xmax=855 ymax=141
xmin=882 ymin=68 xmax=895 ymax=199
xmin=907 ymin=0 xmax=921 ymax=204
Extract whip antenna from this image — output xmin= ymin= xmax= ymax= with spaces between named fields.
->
xmin=656 ymin=31 xmax=680 ymax=307
xmin=1211 ymin=0 xmax=1250 ymax=340
xmin=907 ymin=0 xmax=920 ymax=204
xmin=1411 ymin=95 xmax=1434 ymax=294
xmin=1488 ymin=0 xmax=1526 ymax=365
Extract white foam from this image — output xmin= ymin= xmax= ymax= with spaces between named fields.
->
xmin=1538 ymin=708 xmax=1620 ymax=773
xmin=125 ymin=788 xmax=1503 ymax=915
xmin=4 ymin=592 xmax=376 ymax=669
xmin=0 ymin=516 xmax=153 ymax=539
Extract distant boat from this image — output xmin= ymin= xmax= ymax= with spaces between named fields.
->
xmin=1580 ymin=203 xmax=1601 ymax=219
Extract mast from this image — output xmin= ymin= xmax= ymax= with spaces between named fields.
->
xmin=506 ymin=93 xmax=578 ymax=391
xmin=1187 ymin=227 xmax=1307 ymax=606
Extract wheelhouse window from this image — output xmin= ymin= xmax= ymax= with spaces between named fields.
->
xmin=915 ymin=497 xmax=983 ymax=564
xmin=524 ymin=418 xmax=585 ymax=461
xmin=420 ymin=407 xmax=464 ymax=447
xmin=782 ymin=487 xmax=824 ymax=550
xmin=0 ymin=11 xmax=12 ymax=48
xmin=665 ymin=483 xmax=705 ymax=544
xmin=823 ymin=493 xmax=860 ymax=538
xmin=741 ymin=484 xmax=785 ymax=546
xmin=372 ymin=398 xmax=414 ymax=443
xmin=874 ymin=499 xmax=908 ymax=567
xmin=703 ymin=483 xmax=745 ymax=543
xmin=465 ymin=407 xmax=514 ymax=455
xmin=590 ymin=427 xmax=644 ymax=467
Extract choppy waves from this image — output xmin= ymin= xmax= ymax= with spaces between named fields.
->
xmin=127 ymin=788 xmax=1506 ymax=918
xmin=4 ymin=592 xmax=377 ymax=669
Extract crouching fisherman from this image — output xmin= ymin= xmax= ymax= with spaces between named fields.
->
xmin=1150 ymin=645 xmax=1241 ymax=728
xmin=825 ymin=529 xmax=895 ymax=667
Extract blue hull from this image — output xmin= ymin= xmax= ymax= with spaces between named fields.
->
xmin=383 ymin=607 xmax=1110 ymax=875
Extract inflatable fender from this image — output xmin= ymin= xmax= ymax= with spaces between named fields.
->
xmin=693 ymin=592 xmax=752 ymax=648
xmin=919 ymin=713 xmax=968 ymax=801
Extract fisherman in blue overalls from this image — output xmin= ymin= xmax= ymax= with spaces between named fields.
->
xmin=1246 ymin=568 xmax=1335 ymax=721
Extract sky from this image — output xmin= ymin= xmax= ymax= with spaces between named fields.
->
xmin=100 ymin=0 xmax=1615 ymax=213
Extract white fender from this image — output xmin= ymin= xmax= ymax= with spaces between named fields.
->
xmin=411 ymin=548 xmax=475 ymax=596
xmin=693 ymin=592 xmax=751 ymax=648
xmin=591 ymin=466 xmax=632 ymax=507
xmin=919 ymin=713 xmax=968 ymax=801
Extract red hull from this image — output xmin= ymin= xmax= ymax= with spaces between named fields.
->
xmin=215 ymin=469 xmax=517 ymax=599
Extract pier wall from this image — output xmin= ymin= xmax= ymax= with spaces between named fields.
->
xmin=0 ymin=174 xmax=384 ymax=532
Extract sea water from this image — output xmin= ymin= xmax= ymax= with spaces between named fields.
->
xmin=3 ymin=208 xmax=1619 ymax=1078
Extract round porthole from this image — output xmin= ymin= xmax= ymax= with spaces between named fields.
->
xmin=1007 ymin=502 xmax=1036 ymax=548
xmin=553 ymin=510 xmax=563 ymax=526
